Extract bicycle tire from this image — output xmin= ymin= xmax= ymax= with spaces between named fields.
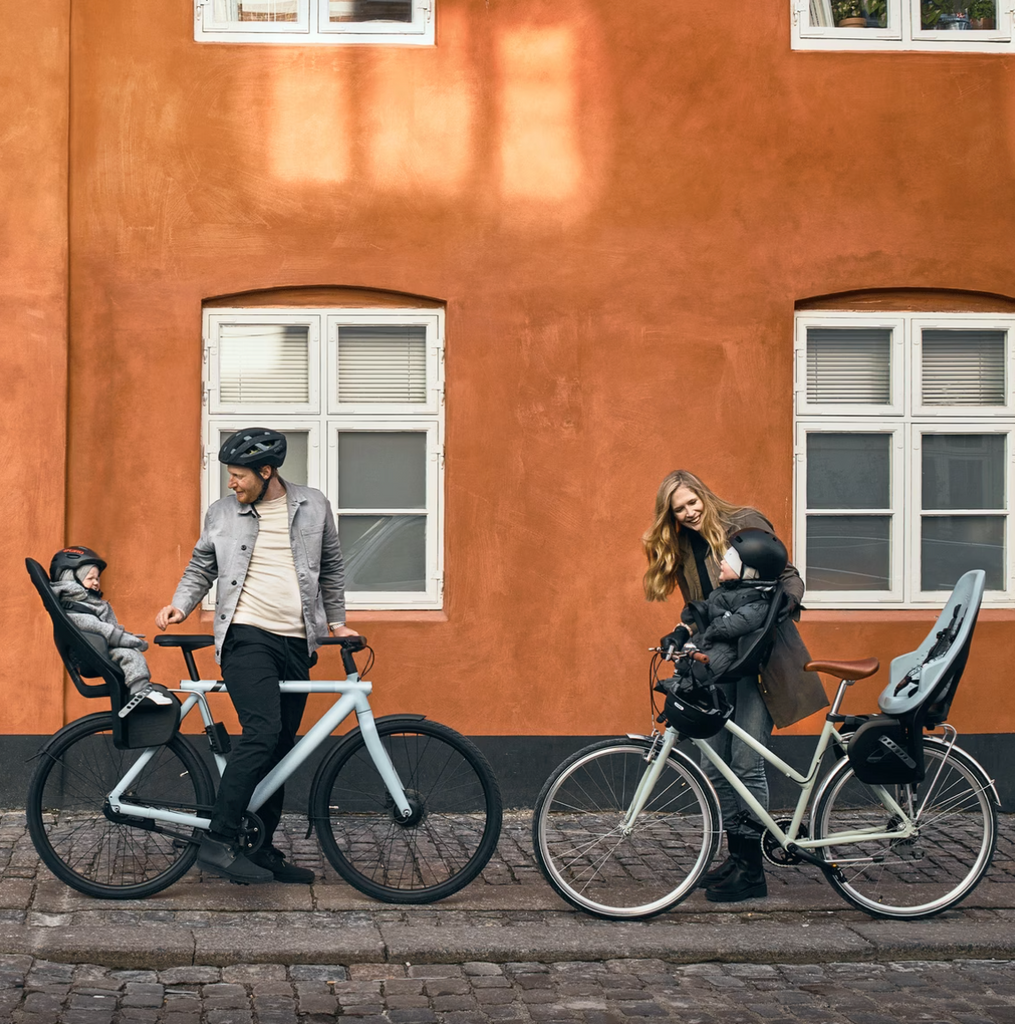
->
xmin=811 ymin=738 xmax=997 ymax=919
xmin=312 ymin=718 xmax=502 ymax=903
xmin=27 ymin=713 xmax=215 ymax=900
xmin=532 ymin=738 xmax=721 ymax=919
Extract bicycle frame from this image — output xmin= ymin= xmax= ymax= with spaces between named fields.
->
xmin=645 ymin=677 xmax=922 ymax=861
xmin=105 ymin=670 xmax=412 ymax=833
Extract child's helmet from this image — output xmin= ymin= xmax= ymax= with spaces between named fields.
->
xmin=726 ymin=528 xmax=788 ymax=581
xmin=49 ymin=546 xmax=107 ymax=583
xmin=218 ymin=428 xmax=287 ymax=469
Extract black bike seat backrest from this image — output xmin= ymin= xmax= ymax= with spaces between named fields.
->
xmin=25 ymin=556 xmax=124 ymax=699
xmin=717 ymin=581 xmax=789 ymax=684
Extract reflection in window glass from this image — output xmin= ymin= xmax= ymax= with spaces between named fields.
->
xmin=338 ymin=432 xmax=426 ymax=509
xmin=922 ymin=515 xmax=1004 ymax=590
xmin=339 ymin=515 xmax=426 ymax=591
xmin=807 ymin=434 xmax=891 ymax=509
xmin=219 ymin=324 xmax=309 ymax=405
xmin=329 ymin=0 xmax=412 ymax=22
xmin=806 ymin=515 xmax=891 ymax=590
xmin=921 ymin=0 xmax=997 ymax=30
xmin=218 ymin=0 xmax=299 ymax=22
xmin=922 ymin=434 xmax=1005 ymax=510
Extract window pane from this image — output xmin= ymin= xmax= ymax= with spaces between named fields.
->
xmin=922 ymin=516 xmax=1004 ymax=590
xmin=338 ymin=325 xmax=426 ymax=403
xmin=219 ymin=324 xmax=310 ymax=404
xmin=806 ymin=515 xmax=891 ymax=590
xmin=329 ymin=0 xmax=412 ymax=21
xmin=806 ymin=328 xmax=891 ymax=404
xmin=811 ymin=0 xmax=887 ymax=27
xmin=338 ymin=432 xmax=426 ymax=509
xmin=219 ymin=430 xmax=308 ymax=494
xmin=922 ymin=330 xmax=1005 ymax=406
xmin=807 ymin=434 xmax=890 ymax=509
xmin=922 ymin=434 xmax=1005 ymax=510
xmin=921 ymin=1 xmax=997 ymax=29
xmin=213 ymin=0 xmax=298 ymax=22
xmin=340 ymin=515 xmax=425 ymax=591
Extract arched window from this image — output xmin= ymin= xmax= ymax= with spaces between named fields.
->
xmin=203 ymin=288 xmax=444 ymax=609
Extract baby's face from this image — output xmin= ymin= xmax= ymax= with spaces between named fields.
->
xmin=81 ymin=566 xmax=102 ymax=592
xmin=719 ymin=558 xmax=739 ymax=583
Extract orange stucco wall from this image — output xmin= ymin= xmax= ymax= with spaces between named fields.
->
xmin=1 ymin=1 xmax=70 ymax=734
xmin=7 ymin=1 xmax=1015 ymax=739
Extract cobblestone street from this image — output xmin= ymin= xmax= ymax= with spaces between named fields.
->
xmin=4 ymin=956 xmax=1015 ymax=1023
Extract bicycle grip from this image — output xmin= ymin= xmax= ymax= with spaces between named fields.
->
xmin=692 ymin=652 xmax=710 ymax=664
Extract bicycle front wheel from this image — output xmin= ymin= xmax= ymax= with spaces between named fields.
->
xmin=313 ymin=719 xmax=502 ymax=903
xmin=812 ymin=738 xmax=997 ymax=919
xmin=27 ymin=713 xmax=214 ymax=899
xmin=532 ymin=738 xmax=721 ymax=919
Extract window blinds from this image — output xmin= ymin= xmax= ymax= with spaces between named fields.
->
xmin=806 ymin=328 xmax=891 ymax=404
xmin=219 ymin=324 xmax=310 ymax=404
xmin=338 ymin=325 xmax=426 ymax=403
xmin=921 ymin=330 xmax=1005 ymax=406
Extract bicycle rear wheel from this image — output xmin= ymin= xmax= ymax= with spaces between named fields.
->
xmin=812 ymin=738 xmax=997 ymax=919
xmin=27 ymin=713 xmax=214 ymax=900
xmin=313 ymin=718 xmax=502 ymax=903
xmin=532 ymin=738 xmax=721 ymax=919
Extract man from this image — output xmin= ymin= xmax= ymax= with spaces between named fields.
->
xmin=156 ymin=427 xmax=358 ymax=884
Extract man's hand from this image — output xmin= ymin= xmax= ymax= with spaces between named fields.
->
xmin=156 ymin=606 xmax=186 ymax=631
xmin=330 ymin=624 xmax=360 ymax=638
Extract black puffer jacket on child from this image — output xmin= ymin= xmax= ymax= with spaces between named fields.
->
xmin=681 ymin=581 xmax=771 ymax=682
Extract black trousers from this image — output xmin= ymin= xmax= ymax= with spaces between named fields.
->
xmin=210 ymin=624 xmax=312 ymax=844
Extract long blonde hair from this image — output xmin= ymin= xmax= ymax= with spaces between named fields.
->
xmin=642 ymin=470 xmax=753 ymax=602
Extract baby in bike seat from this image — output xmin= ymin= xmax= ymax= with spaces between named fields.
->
xmin=49 ymin=546 xmax=173 ymax=709
xmin=667 ymin=536 xmax=780 ymax=687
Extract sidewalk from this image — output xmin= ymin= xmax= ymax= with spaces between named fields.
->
xmin=1 ymin=810 xmax=1014 ymax=970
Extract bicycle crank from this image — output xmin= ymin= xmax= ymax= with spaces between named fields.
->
xmin=762 ymin=818 xmax=808 ymax=866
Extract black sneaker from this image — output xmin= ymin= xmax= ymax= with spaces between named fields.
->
xmin=250 ymin=846 xmax=315 ymax=884
xmin=197 ymin=835 xmax=274 ymax=884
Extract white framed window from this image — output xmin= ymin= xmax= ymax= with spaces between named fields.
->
xmin=794 ymin=311 xmax=1015 ymax=607
xmin=204 ymin=307 xmax=444 ymax=609
xmin=195 ymin=0 xmax=435 ymax=45
xmin=792 ymin=0 xmax=1015 ymax=51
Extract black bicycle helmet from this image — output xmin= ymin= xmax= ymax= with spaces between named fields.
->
xmin=49 ymin=546 xmax=107 ymax=583
xmin=218 ymin=427 xmax=287 ymax=469
xmin=663 ymin=678 xmax=733 ymax=738
xmin=726 ymin=527 xmax=788 ymax=581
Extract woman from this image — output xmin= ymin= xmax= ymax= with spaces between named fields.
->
xmin=643 ymin=470 xmax=826 ymax=903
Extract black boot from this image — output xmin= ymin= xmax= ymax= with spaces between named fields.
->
xmin=698 ymin=831 xmax=740 ymax=889
xmin=705 ymin=832 xmax=767 ymax=903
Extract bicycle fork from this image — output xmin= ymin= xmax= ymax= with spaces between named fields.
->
xmin=621 ymin=729 xmax=680 ymax=834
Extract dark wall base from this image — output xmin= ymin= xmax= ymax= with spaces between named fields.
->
xmin=4 ymin=732 xmax=1012 ymax=814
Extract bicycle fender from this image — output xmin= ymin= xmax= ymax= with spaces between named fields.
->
xmin=33 ymin=712 xmax=113 ymax=758
xmin=304 ymin=713 xmax=428 ymax=835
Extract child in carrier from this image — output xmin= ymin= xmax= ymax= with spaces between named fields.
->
xmin=49 ymin=546 xmax=173 ymax=708
xmin=666 ymin=541 xmax=775 ymax=686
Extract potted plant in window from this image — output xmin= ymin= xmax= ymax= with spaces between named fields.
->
xmin=969 ymin=0 xmax=995 ymax=29
xmin=832 ymin=0 xmax=886 ymax=27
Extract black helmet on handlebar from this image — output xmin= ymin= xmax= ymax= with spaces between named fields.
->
xmin=725 ymin=527 xmax=788 ymax=581
xmin=662 ymin=678 xmax=733 ymax=738
xmin=218 ymin=427 xmax=287 ymax=470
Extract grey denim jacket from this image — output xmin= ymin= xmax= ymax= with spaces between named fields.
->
xmin=171 ymin=480 xmax=346 ymax=662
